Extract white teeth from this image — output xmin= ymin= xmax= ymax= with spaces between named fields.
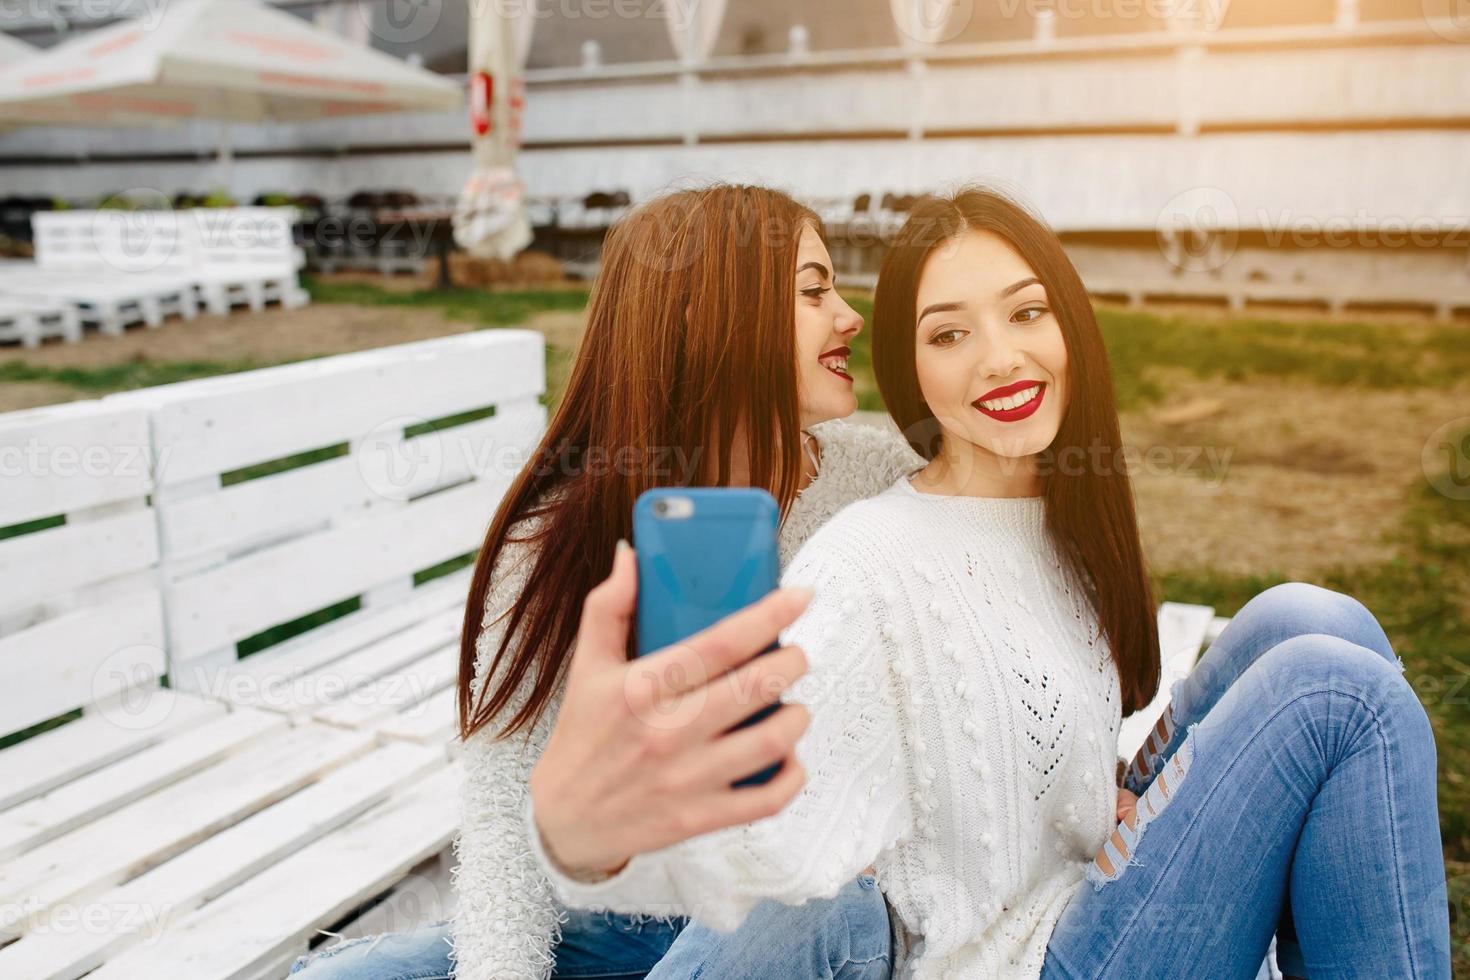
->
xmin=980 ymin=385 xmax=1040 ymax=412
xmin=821 ymin=356 xmax=848 ymax=373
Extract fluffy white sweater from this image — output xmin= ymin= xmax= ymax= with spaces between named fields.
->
xmin=530 ymin=475 xmax=1126 ymax=979
xmin=448 ymin=419 xmax=926 ymax=980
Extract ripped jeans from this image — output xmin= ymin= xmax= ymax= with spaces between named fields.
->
xmin=1040 ymin=582 xmax=1451 ymax=979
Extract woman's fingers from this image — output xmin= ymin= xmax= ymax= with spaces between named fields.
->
xmin=633 ymin=586 xmax=815 ymax=705
xmin=680 ymin=644 xmax=809 ymax=742
xmin=682 ymin=701 xmax=813 ymax=793
xmin=665 ymin=755 xmax=807 ymax=846
xmin=573 ymin=540 xmax=639 ymax=669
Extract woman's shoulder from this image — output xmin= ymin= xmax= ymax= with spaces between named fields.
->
xmin=784 ymin=475 xmax=930 ymax=575
xmin=808 ymin=417 xmax=924 ymax=498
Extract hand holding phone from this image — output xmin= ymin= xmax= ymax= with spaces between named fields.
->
xmin=633 ymin=487 xmax=786 ymax=787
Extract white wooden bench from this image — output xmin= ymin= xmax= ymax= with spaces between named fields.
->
xmin=0 ymin=207 xmax=308 ymax=342
xmin=0 ymin=296 xmax=81 ymax=347
xmin=185 ymin=207 xmax=309 ymax=316
xmin=5 ymin=210 xmax=201 ymax=336
xmin=0 ymin=329 xmax=547 ymax=979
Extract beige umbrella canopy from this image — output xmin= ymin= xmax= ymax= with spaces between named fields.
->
xmin=0 ymin=0 xmax=461 ymax=189
xmin=0 ymin=0 xmax=461 ymax=125
xmin=0 ymin=31 xmax=38 ymax=68
xmin=0 ymin=32 xmax=38 ymax=133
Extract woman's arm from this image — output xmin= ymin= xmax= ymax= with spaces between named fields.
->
xmin=526 ymin=541 xmax=818 ymax=883
xmin=528 ymin=540 xmax=915 ymax=933
xmin=448 ymin=537 xmax=564 ymax=980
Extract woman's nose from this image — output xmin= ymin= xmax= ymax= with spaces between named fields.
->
xmin=978 ymin=341 xmax=1025 ymax=380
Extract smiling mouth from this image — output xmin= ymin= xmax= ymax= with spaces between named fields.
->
xmin=973 ymin=382 xmax=1046 ymax=421
xmin=819 ymin=346 xmax=852 ymax=382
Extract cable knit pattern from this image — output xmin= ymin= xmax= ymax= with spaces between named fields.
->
xmin=533 ymin=475 xmax=1125 ymax=980
xmin=447 ymin=419 xmax=924 ymax=980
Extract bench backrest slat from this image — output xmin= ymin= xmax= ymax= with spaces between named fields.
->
xmin=0 ymin=400 xmax=165 ymax=740
xmin=112 ymin=330 xmax=548 ymax=687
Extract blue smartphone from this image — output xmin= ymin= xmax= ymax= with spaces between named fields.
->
xmin=633 ymin=487 xmax=784 ymax=788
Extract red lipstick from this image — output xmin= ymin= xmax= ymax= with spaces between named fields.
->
xmin=973 ymin=380 xmax=1045 ymax=422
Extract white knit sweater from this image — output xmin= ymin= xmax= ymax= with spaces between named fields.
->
xmin=447 ymin=419 xmax=926 ymax=980
xmin=530 ymin=475 xmax=1126 ymax=979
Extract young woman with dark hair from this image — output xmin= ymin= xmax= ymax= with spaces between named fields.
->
xmin=530 ymin=188 xmax=1450 ymax=979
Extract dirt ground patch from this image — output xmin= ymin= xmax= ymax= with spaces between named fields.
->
xmin=1122 ymin=367 xmax=1469 ymax=578
xmin=0 ymin=303 xmax=476 ymax=378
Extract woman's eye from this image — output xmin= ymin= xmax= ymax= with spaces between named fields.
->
xmin=801 ymin=286 xmax=830 ymax=300
xmin=1014 ymin=306 xmax=1049 ymax=323
xmin=930 ymin=329 xmax=964 ymax=347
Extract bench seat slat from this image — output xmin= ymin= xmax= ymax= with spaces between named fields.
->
xmin=0 ymin=741 xmax=446 ymax=980
xmin=0 ymin=706 xmax=286 ymax=861
xmin=226 ymin=608 xmax=461 ymax=717
xmin=377 ymin=684 xmax=458 ymax=747
xmin=0 ymin=723 xmax=376 ymax=941
xmin=0 ymin=690 xmax=225 ymax=812
xmin=312 ymin=643 xmax=459 ymax=731
xmin=82 ymin=763 xmax=461 ymax=980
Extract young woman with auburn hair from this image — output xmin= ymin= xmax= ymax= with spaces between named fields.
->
xmin=287 ymin=184 xmax=920 ymax=980
xmin=530 ymin=188 xmax=1450 ymax=980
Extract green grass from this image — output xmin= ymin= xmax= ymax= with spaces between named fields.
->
xmin=303 ymin=278 xmax=590 ymax=329
xmin=0 ymin=357 xmax=281 ymax=393
xmin=1096 ymin=307 xmax=1470 ymax=410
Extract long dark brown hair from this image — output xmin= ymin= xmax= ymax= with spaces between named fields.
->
xmin=458 ymin=185 xmax=821 ymax=743
xmin=872 ymin=187 xmax=1159 ymax=715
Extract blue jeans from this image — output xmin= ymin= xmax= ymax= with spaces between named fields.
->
xmin=283 ymin=874 xmax=887 ymax=979
xmin=285 ymin=908 xmax=683 ymax=979
xmin=644 ymin=872 xmax=891 ymax=979
xmin=1040 ymin=582 xmax=1451 ymax=978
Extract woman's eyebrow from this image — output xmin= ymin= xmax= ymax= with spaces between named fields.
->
xmin=796 ymin=261 xmax=831 ymax=279
xmin=918 ymin=301 xmax=964 ymax=322
xmin=1001 ymin=276 xmax=1043 ymax=298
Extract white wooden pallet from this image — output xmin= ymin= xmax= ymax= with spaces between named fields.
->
xmin=0 ymin=296 xmax=81 ymax=346
xmin=0 ymin=332 xmax=547 ymax=978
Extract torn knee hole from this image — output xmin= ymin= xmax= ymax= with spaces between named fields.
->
xmin=1088 ymin=726 xmax=1196 ymax=890
xmin=1125 ymin=705 xmax=1178 ymax=787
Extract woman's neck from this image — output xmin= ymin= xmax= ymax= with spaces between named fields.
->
xmin=725 ymin=425 xmax=821 ymax=493
xmin=912 ymin=438 xmax=1043 ymax=499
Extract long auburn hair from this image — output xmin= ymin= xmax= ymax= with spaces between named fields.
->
xmin=872 ymin=187 xmax=1159 ymax=715
xmin=459 ymin=185 xmax=820 ymax=743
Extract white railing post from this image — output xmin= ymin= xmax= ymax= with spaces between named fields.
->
xmin=1034 ymin=8 xmax=1056 ymax=46
xmin=789 ymin=24 xmax=810 ymax=58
